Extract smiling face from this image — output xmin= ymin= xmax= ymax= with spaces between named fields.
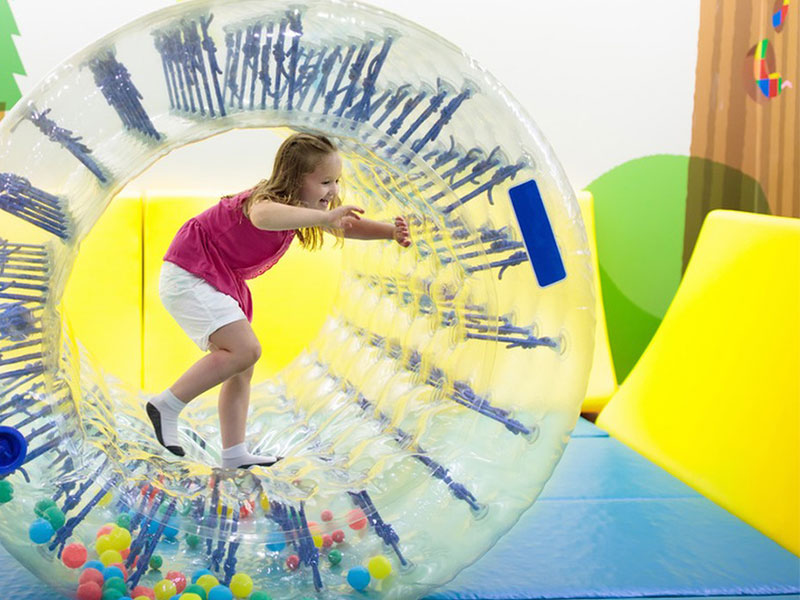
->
xmin=297 ymin=152 xmax=342 ymax=211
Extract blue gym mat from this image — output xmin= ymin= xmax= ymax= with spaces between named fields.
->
xmin=1 ymin=418 xmax=798 ymax=599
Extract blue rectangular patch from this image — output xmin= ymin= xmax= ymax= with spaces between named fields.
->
xmin=508 ymin=179 xmax=566 ymax=287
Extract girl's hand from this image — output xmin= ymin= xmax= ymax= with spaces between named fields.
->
xmin=327 ymin=205 xmax=364 ymax=230
xmin=393 ymin=216 xmax=411 ymax=247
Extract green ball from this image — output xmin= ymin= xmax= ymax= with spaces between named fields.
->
xmin=0 ymin=480 xmax=13 ymax=503
xmin=43 ymin=506 xmax=65 ymax=530
xmin=149 ymin=554 xmax=163 ymax=569
xmin=34 ymin=498 xmax=57 ymax=517
xmin=183 ymin=584 xmax=207 ymax=600
xmin=116 ymin=513 xmax=131 ymax=529
xmin=101 ymin=588 xmax=124 ymax=600
xmin=327 ymin=549 xmax=342 ymax=565
xmin=103 ymin=577 xmax=127 ymax=593
xmin=250 ymin=592 xmax=273 ymax=600
xmin=185 ymin=533 xmax=200 ymax=549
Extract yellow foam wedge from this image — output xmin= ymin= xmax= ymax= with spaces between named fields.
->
xmin=597 ymin=210 xmax=800 ymax=555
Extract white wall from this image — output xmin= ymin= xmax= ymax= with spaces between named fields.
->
xmin=9 ymin=0 xmax=700 ymax=194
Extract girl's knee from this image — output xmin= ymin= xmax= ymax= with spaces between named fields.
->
xmin=232 ymin=342 xmax=261 ymax=372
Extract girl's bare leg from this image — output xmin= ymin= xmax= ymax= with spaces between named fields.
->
xmin=217 ymin=364 xmax=254 ymax=449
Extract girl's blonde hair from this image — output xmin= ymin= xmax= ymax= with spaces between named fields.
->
xmin=241 ymin=132 xmax=342 ymax=250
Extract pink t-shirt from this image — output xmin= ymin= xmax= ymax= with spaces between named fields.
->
xmin=163 ymin=189 xmax=295 ymax=321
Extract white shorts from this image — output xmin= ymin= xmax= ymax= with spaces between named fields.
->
xmin=159 ymin=262 xmax=247 ymax=351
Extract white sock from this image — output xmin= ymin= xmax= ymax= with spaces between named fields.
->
xmin=146 ymin=389 xmax=187 ymax=456
xmin=221 ymin=442 xmax=280 ymax=469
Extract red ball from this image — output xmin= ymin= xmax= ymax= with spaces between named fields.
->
xmin=95 ymin=525 xmax=113 ymax=539
xmin=166 ymin=570 xmax=187 ymax=593
xmin=331 ymin=529 xmax=345 ymax=543
xmin=131 ymin=585 xmax=155 ymax=599
xmin=286 ymin=554 xmax=300 ymax=570
xmin=346 ymin=509 xmax=367 ymax=530
xmin=76 ymin=581 xmax=102 ymax=600
xmin=320 ymin=509 xmax=334 ymax=522
xmin=109 ymin=562 xmax=128 ymax=580
xmin=78 ymin=568 xmax=104 ymax=586
xmin=322 ymin=534 xmax=333 ymax=548
xmin=62 ymin=543 xmax=87 ymax=569
xmin=120 ymin=548 xmax=130 ymax=560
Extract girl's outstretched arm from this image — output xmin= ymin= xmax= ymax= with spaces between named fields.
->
xmin=344 ymin=215 xmax=411 ymax=247
xmin=250 ymin=201 xmax=363 ymax=231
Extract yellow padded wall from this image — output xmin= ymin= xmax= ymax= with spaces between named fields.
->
xmin=576 ymin=191 xmax=617 ymax=412
xmin=142 ymin=195 xmax=341 ymax=393
xmin=597 ymin=210 xmax=800 ymax=555
xmin=61 ymin=196 xmax=143 ymax=388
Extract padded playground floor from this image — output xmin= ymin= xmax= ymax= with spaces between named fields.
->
xmin=1 ymin=418 xmax=797 ymax=599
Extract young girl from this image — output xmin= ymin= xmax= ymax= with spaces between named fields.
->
xmin=146 ymin=132 xmax=411 ymax=469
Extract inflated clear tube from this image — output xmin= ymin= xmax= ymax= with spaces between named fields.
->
xmin=0 ymin=1 xmax=594 ymax=598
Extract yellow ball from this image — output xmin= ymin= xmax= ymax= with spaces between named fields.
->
xmin=196 ymin=573 xmax=220 ymax=593
xmin=154 ymin=579 xmax=177 ymax=600
xmin=179 ymin=595 xmax=202 ymax=600
xmin=109 ymin=527 xmax=132 ymax=550
xmin=99 ymin=549 xmax=122 ymax=567
xmin=367 ymin=555 xmax=392 ymax=579
xmin=259 ymin=492 xmax=270 ymax=512
xmin=312 ymin=534 xmax=323 ymax=548
xmin=97 ymin=492 xmax=113 ymax=507
xmin=134 ymin=597 xmax=151 ymax=600
xmin=229 ymin=573 xmax=253 ymax=597
xmin=216 ymin=503 xmax=233 ymax=517
xmin=95 ymin=534 xmax=113 ymax=555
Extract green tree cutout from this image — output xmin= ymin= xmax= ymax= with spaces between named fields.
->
xmin=0 ymin=0 xmax=24 ymax=121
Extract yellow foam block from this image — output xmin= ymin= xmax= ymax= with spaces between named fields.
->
xmin=597 ymin=210 xmax=800 ymax=555
xmin=142 ymin=195 xmax=341 ymax=393
xmin=576 ymin=191 xmax=618 ymax=412
xmin=61 ymin=196 xmax=143 ymax=388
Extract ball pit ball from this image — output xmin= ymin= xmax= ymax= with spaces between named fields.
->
xmin=185 ymin=533 xmax=200 ymax=549
xmin=229 ymin=573 xmax=253 ymax=597
xmin=96 ymin=525 xmax=114 ymax=538
xmin=149 ymin=555 xmax=164 ymax=570
xmin=131 ymin=586 xmax=155 ymax=600
xmin=347 ymin=566 xmax=371 ymax=591
xmin=43 ymin=505 xmax=66 ymax=529
xmin=62 ymin=542 xmax=88 ymax=568
xmin=312 ymin=534 xmax=323 ymax=548
xmin=322 ymin=534 xmax=333 ymax=548
xmin=249 ymin=592 xmax=273 ymax=600
xmin=110 ymin=562 xmax=128 ymax=579
xmin=195 ymin=574 xmax=220 ymax=593
xmin=103 ymin=577 xmax=127 ymax=593
xmin=80 ymin=568 xmax=105 ymax=586
xmin=77 ymin=581 xmax=102 ymax=600
xmin=191 ymin=569 xmax=213 ymax=583
xmin=0 ymin=480 xmax=13 ymax=503
xmin=166 ymin=571 xmax=187 ymax=593
xmin=29 ymin=517 xmax=54 ymax=543
xmin=182 ymin=583 xmax=207 ymax=599
xmin=207 ymin=584 xmax=233 ymax=600
xmin=331 ymin=530 xmax=345 ymax=543
xmin=265 ymin=532 xmax=286 ymax=552
xmin=109 ymin=526 xmax=132 ymax=550
xmin=97 ymin=492 xmax=113 ymax=507
xmin=99 ymin=549 xmax=123 ymax=567
xmin=103 ymin=565 xmax=125 ymax=581
xmin=368 ymin=555 xmax=392 ymax=579
xmin=327 ymin=549 xmax=342 ymax=566
xmin=154 ymin=578 xmax=178 ymax=600
xmin=102 ymin=589 xmax=125 ymax=600
xmin=34 ymin=498 xmax=57 ymax=517
xmin=95 ymin=535 xmax=113 ymax=555
xmin=116 ymin=513 xmax=132 ymax=529
xmin=286 ymin=555 xmax=300 ymax=570
xmin=320 ymin=509 xmax=333 ymax=522
xmin=179 ymin=594 xmax=203 ymax=600
xmin=346 ymin=508 xmax=367 ymax=530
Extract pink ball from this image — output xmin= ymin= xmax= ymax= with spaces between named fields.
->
xmin=62 ymin=543 xmax=87 ymax=569
xmin=79 ymin=568 xmax=104 ymax=586
xmin=322 ymin=534 xmax=333 ymax=548
xmin=321 ymin=509 xmax=334 ymax=522
xmin=166 ymin=570 xmax=187 ymax=593
xmin=286 ymin=554 xmax=300 ymax=570
xmin=95 ymin=525 xmax=114 ymax=539
xmin=130 ymin=585 xmax=155 ymax=599
xmin=76 ymin=581 xmax=102 ymax=600
xmin=331 ymin=529 xmax=345 ymax=543
xmin=346 ymin=509 xmax=367 ymax=530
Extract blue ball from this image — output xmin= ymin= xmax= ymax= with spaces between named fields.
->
xmin=103 ymin=565 xmax=124 ymax=580
xmin=265 ymin=531 xmax=286 ymax=552
xmin=163 ymin=517 xmax=179 ymax=539
xmin=347 ymin=566 xmax=371 ymax=591
xmin=208 ymin=584 xmax=233 ymax=600
xmin=192 ymin=568 xmax=214 ymax=583
xmin=84 ymin=560 xmax=105 ymax=571
xmin=28 ymin=518 xmax=54 ymax=544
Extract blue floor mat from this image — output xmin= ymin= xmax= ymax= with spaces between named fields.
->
xmin=1 ymin=419 xmax=798 ymax=599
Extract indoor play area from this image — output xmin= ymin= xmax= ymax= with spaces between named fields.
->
xmin=0 ymin=0 xmax=797 ymax=599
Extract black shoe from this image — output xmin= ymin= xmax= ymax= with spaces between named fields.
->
xmin=145 ymin=402 xmax=185 ymax=457
xmin=237 ymin=456 xmax=283 ymax=469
